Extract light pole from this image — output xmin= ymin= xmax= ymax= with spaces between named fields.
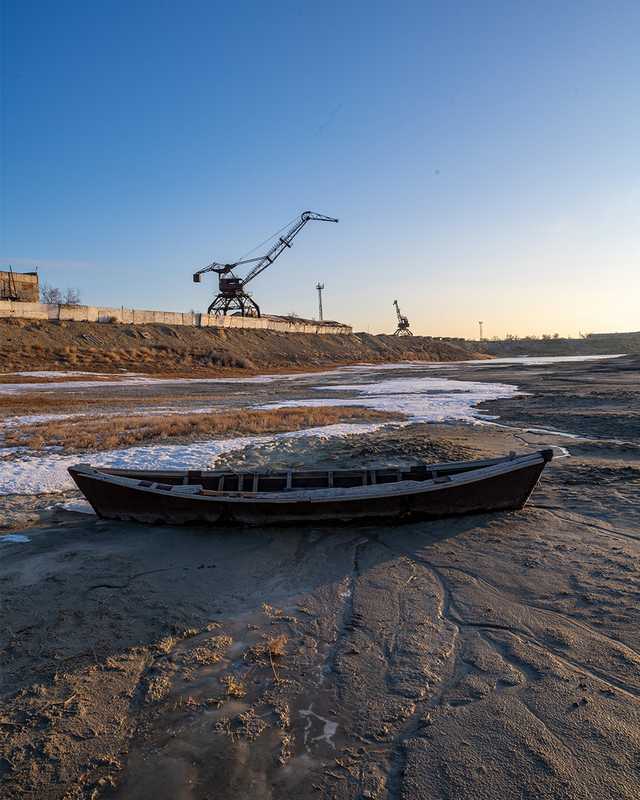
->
xmin=316 ymin=283 xmax=324 ymax=321
xmin=478 ymin=321 xmax=483 ymax=341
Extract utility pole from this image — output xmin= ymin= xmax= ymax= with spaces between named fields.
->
xmin=478 ymin=321 xmax=484 ymax=341
xmin=316 ymin=282 xmax=324 ymax=321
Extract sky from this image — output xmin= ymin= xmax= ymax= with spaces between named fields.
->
xmin=2 ymin=0 xmax=639 ymax=338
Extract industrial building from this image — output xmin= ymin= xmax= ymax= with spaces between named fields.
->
xmin=0 ymin=269 xmax=39 ymax=302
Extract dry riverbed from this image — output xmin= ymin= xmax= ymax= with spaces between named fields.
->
xmin=1 ymin=355 xmax=639 ymax=799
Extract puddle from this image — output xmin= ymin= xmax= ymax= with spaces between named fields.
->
xmin=299 ymin=705 xmax=339 ymax=750
xmin=0 ymin=533 xmax=31 ymax=543
xmin=112 ymin=606 xmax=326 ymax=800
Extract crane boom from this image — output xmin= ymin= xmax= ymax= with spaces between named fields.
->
xmin=193 ymin=211 xmax=338 ymax=317
xmin=394 ymin=299 xmax=402 ymax=323
xmin=240 ymin=212 xmax=337 ymax=287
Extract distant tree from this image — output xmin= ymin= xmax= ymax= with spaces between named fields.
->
xmin=40 ymin=283 xmax=62 ymax=304
xmin=553 ymin=332 xmax=560 ymax=339
xmin=63 ymin=287 xmax=81 ymax=305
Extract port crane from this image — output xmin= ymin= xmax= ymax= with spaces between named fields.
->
xmin=193 ymin=211 xmax=338 ymax=317
xmin=393 ymin=300 xmax=413 ymax=336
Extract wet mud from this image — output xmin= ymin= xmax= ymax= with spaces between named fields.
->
xmin=1 ymin=356 xmax=639 ymax=799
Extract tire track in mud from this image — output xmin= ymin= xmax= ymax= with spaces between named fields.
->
xmin=326 ymin=536 xmax=369 ymax=681
xmin=435 ymin=567 xmax=640 ymax=700
xmin=306 ymin=535 xmax=387 ymax=799
xmin=316 ymin=535 xmax=461 ymax=798
xmin=530 ymin=505 xmax=640 ymax=544
xmin=373 ymin=535 xmax=640 ymax=799
xmin=368 ymin=538 xmax=463 ymax=800
xmin=428 ymin=561 xmax=640 ymax=665
xmin=371 ymin=533 xmax=640 ymax=677
xmin=451 ymin=611 xmax=640 ymax=704
xmin=471 ymin=632 xmax=582 ymax=761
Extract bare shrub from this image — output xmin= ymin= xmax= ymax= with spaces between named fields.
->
xmin=40 ymin=283 xmax=62 ymax=304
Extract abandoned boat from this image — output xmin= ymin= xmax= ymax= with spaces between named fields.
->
xmin=68 ymin=449 xmax=553 ymax=526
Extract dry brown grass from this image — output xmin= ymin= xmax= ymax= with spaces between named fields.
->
xmin=0 ymin=391 xmax=226 ymax=417
xmin=265 ymin=634 xmax=287 ymax=658
xmin=221 ymin=675 xmax=246 ymax=698
xmin=0 ymin=342 xmax=255 ymax=376
xmin=247 ymin=634 xmax=288 ymax=661
xmin=4 ymin=406 xmax=401 ymax=453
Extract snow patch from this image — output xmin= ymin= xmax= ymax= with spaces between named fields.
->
xmin=58 ymin=499 xmax=96 ymax=515
xmin=259 ymin=375 xmax=521 ymax=423
xmin=0 ymin=423 xmax=387 ymax=496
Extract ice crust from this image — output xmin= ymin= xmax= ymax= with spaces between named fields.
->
xmin=0 ymin=354 xmax=623 ymax=394
xmin=0 ymin=423 xmax=386 ymax=496
xmin=259 ymin=375 xmax=522 ymax=423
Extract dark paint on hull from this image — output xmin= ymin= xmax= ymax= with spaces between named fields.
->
xmin=68 ymin=456 xmax=550 ymax=527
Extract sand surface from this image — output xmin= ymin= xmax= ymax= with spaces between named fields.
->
xmin=1 ymin=355 xmax=639 ymax=799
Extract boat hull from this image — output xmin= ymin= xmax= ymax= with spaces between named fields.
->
xmin=68 ymin=457 xmax=549 ymax=526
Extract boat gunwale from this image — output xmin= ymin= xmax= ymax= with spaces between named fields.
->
xmin=90 ymin=454 xmax=515 ymax=480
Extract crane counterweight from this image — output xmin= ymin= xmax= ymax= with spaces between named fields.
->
xmin=193 ymin=211 xmax=338 ymax=317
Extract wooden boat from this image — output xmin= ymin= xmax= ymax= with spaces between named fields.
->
xmin=68 ymin=449 xmax=554 ymax=526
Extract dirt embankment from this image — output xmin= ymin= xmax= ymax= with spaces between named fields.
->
xmin=0 ymin=319 xmax=480 ymax=375
xmin=470 ymin=330 xmax=640 ymax=357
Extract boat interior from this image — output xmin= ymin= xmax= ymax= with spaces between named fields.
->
xmin=91 ymin=453 xmax=527 ymax=494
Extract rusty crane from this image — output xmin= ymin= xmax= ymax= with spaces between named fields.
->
xmin=393 ymin=300 xmax=413 ymax=336
xmin=193 ymin=211 xmax=338 ymax=317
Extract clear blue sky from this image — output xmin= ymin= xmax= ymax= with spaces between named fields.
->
xmin=2 ymin=1 xmax=639 ymax=337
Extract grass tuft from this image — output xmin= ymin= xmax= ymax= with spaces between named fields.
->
xmin=5 ymin=406 xmax=401 ymax=453
xmin=221 ymin=675 xmax=246 ymax=698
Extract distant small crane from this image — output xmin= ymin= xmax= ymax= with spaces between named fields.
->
xmin=193 ymin=211 xmax=338 ymax=317
xmin=316 ymin=283 xmax=324 ymax=321
xmin=393 ymin=300 xmax=413 ymax=336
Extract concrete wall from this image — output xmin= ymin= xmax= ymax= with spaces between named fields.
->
xmin=0 ymin=300 xmax=352 ymax=334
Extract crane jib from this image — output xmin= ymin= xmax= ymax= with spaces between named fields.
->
xmin=193 ymin=211 xmax=338 ymax=318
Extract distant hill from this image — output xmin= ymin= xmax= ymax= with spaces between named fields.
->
xmin=466 ymin=331 xmax=640 ymax=357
